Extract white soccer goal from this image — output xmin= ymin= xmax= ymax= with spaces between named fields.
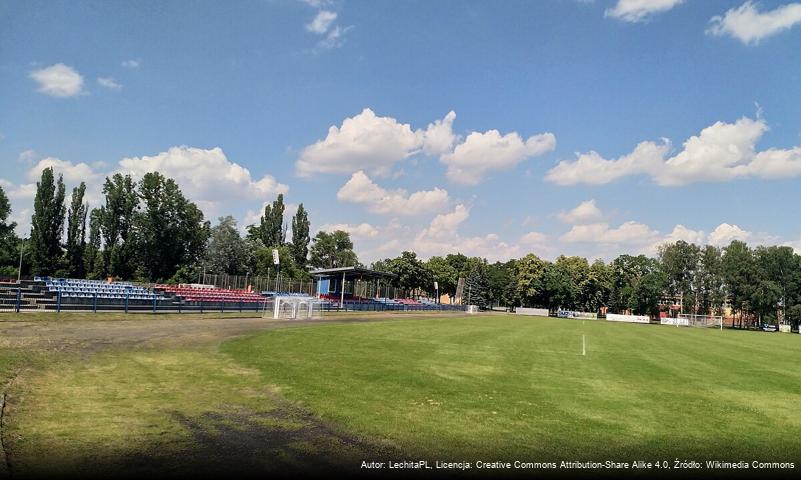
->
xmin=677 ymin=313 xmax=723 ymax=330
xmin=267 ymin=296 xmax=324 ymax=320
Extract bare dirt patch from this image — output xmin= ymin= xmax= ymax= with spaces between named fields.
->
xmin=0 ymin=311 xmax=463 ymax=477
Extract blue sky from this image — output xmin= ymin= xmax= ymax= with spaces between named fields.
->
xmin=2 ymin=0 xmax=801 ymax=262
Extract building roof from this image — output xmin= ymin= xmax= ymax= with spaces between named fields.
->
xmin=309 ymin=266 xmax=397 ymax=280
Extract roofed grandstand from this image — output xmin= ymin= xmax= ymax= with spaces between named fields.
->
xmin=0 ymin=273 xmax=465 ymax=313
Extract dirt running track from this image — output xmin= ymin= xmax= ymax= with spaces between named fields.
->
xmin=0 ymin=312 xmax=469 ymax=479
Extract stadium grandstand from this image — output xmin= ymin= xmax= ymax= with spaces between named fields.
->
xmin=155 ymin=284 xmax=265 ymax=303
xmin=312 ymin=266 xmax=463 ymax=311
xmin=0 ymin=272 xmax=465 ymax=313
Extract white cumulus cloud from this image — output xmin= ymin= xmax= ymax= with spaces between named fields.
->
xmin=296 ymin=108 xmax=423 ymax=177
xmin=411 ymin=205 xmax=522 ymax=261
xmin=422 ymin=111 xmax=457 ymax=156
xmin=97 ymin=77 xmax=122 ymax=90
xmin=662 ymin=224 xmax=706 ymax=245
xmin=320 ymin=222 xmax=379 ymax=239
xmin=30 ymin=63 xmax=84 ymax=97
xmin=306 ymin=10 xmax=337 ymax=34
xmin=561 ymin=220 xmax=661 ymax=247
xmin=547 ymin=116 xmax=801 ymax=186
xmin=296 ymin=108 xmax=555 ymax=185
xmin=440 ymin=130 xmax=556 ymax=186
xmin=605 ymin=0 xmax=685 ymax=22
xmin=557 ymin=199 xmax=604 ymax=224
xmin=546 ymin=140 xmax=669 ymax=185
xmin=707 ymin=1 xmax=801 ymax=45
xmin=118 ymin=146 xmax=289 ymax=216
xmin=336 ymin=171 xmax=450 ymax=215
xmin=708 ymin=223 xmax=752 ymax=246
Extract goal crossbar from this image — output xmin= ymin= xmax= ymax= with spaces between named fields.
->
xmin=676 ymin=313 xmax=723 ymax=329
xmin=268 ymin=296 xmax=324 ymax=320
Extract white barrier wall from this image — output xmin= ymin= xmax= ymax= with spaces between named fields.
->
xmin=660 ymin=317 xmax=689 ymax=326
xmin=558 ymin=310 xmax=598 ymax=319
xmin=516 ymin=307 xmax=550 ymax=316
xmin=606 ymin=313 xmax=650 ymax=324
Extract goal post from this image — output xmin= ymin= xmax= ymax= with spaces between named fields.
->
xmin=676 ymin=313 xmax=723 ymax=330
xmin=268 ymin=296 xmax=324 ymax=320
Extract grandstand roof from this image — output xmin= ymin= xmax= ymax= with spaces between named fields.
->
xmin=310 ymin=266 xmax=396 ymax=280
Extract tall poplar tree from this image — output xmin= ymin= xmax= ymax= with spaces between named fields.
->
xmin=290 ymin=203 xmax=310 ymax=268
xmin=29 ymin=167 xmax=66 ymax=276
xmin=84 ymin=207 xmax=103 ymax=278
xmin=100 ymin=174 xmax=138 ymax=278
xmin=0 ymin=185 xmax=18 ymax=273
xmin=65 ymin=182 xmax=87 ymax=277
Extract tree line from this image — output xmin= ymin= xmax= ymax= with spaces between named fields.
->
xmin=1 ymin=167 xmax=359 ymax=285
xmin=0 ymin=168 xmax=799 ymax=327
xmin=371 ymin=241 xmax=801 ymax=328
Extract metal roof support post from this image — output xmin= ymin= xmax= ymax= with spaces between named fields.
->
xmin=340 ymin=270 xmax=346 ymax=310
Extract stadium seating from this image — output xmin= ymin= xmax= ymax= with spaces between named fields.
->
xmin=156 ymin=284 xmax=265 ymax=303
xmin=42 ymin=278 xmax=165 ymax=301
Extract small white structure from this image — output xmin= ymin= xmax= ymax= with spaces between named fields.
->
xmin=270 ymin=296 xmax=323 ymax=319
xmin=516 ymin=307 xmax=549 ymax=317
xmin=466 ymin=305 xmax=480 ymax=314
xmin=606 ymin=313 xmax=650 ymax=324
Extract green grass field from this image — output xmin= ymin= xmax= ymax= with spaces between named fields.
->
xmin=223 ymin=315 xmax=801 ymax=461
xmin=3 ymin=312 xmax=801 ymax=476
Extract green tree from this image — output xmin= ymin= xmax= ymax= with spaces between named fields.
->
xmin=134 ymin=172 xmax=210 ymax=281
xmin=308 ymin=230 xmax=358 ymax=269
xmin=464 ymin=261 xmax=490 ymax=309
xmin=583 ymin=259 xmax=612 ymax=313
xmin=486 ymin=260 xmax=516 ymax=309
xmin=382 ymin=251 xmax=434 ymax=293
xmin=514 ymin=253 xmax=550 ymax=308
xmin=84 ymin=208 xmax=103 ymax=279
xmin=609 ymin=254 xmax=665 ymax=317
xmin=206 ymin=216 xmax=251 ymax=275
xmin=250 ymin=194 xmax=286 ymax=247
xmin=696 ymin=245 xmax=725 ymax=315
xmin=658 ymin=240 xmax=700 ymax=313
xmin=290 ymin=203 xmax=310 ymax=268
xmin=545 ymin=255 xmax=590 ymax=311
xmin=752 ymin=245 xmax=797 ymax=325
xmin=253 ymin=243 xmax=308 ymax=282
xmin=29 ymin=167 xmax=66 ymax=276
xmin=426 ymin=255 xmax=458 ymax=298
xmin=100 ymin=173 xmax=138 ymax=278
xmin=722 ymin=240 xmax=755 ymax=327
xmin=65 ymin=182 xmax=87 ymax=277
xmin=0 ymin=185 xmax=19 ymax=274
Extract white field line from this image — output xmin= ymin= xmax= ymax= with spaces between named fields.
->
xmin=582 ymin=334 xmax=586 ymax=356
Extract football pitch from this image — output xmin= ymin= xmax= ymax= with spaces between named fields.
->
xmin=224 ymin=315 xmax=801 ymax=462
xmin=1 ymin=313 xmax=800 ymax=477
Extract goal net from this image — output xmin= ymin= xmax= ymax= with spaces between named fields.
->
xmin=677 ymin=313 xmax=723 ymax=329
xmin=268 ymin=296 xmax=324 ymax=320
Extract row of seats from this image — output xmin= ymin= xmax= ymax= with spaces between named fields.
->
xmin=40 ymin=278 xmax=164 ymax=300
xmin=322 ymin=294 xmax=431 ymax=307
xmin=262 ymin=291 xmax=310 ymax=297
xmin=156 ymin=285 xmax=266 ymax=303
